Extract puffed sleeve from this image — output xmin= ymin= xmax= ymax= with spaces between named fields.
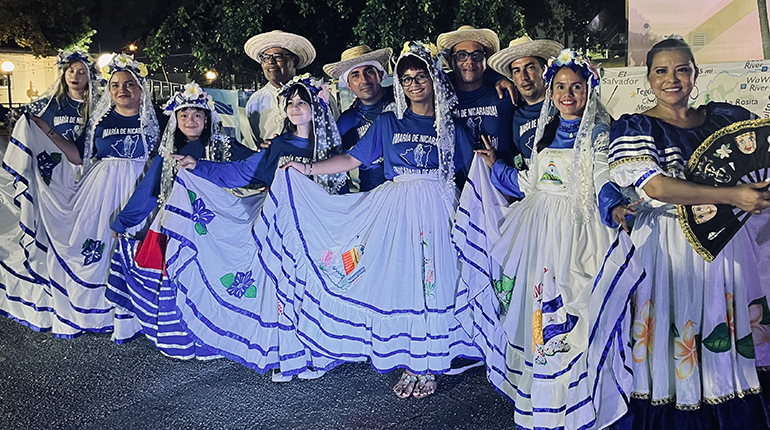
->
xmin=608 ymin=114 xmax=664 ymax=188
xmin=592 ymin=123 xmax=629 ymax=227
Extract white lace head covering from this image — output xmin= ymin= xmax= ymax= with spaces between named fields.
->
xmin=26 ymin=50 xmax=101 ymax=141
xmin=157 ymin=82 xmax=232 ymax=201
xmin=532 ymin=49 xmax=610 ymax=224
xmin=279 ymin=74 xmax=347 ymax=194
xmin=394 ymin=41 xmax=459 ymax=202
xmin=82 ymin=53 xmax=159 ymax=171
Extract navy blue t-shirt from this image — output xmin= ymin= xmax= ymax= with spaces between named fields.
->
xmin=337 ymin=87 xmax=395 ymax=191
xmin=39 ymin=96 xmax=87 ymax=157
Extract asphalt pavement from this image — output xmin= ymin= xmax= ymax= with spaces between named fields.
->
xmin=0 ymin=317 xmax=516 ymax=430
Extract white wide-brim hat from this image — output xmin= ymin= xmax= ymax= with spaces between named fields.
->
xmin=244 ymin=30 xmax=316 ymax=69
xmin=323 ymin=45 xmax=393 ymax=80
xmin=436 ymin=25 xmax=500 ymax=56
xmin=488 ymin=35 xmax=563 ymax=77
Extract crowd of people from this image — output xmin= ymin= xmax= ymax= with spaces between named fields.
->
xmin=1 ymin=25 xmax=769 ymax=430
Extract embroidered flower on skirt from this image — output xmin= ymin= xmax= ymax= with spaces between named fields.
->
xmin=81 ymin=238 xmax=106 ymax=266
xmin=188 ymin=190 xmax=215 ymax=235
xmin=220 ymin=270 xmax=257 ymax=299
xmin=36 ymin=151 xmax=62 ymax=186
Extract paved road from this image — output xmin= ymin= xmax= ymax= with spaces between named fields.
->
xmin=0 ymin=317 xmax=516 ymax=430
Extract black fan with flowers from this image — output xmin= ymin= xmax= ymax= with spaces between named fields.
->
xmin=678 ymin=118 xmax=770 ymax=261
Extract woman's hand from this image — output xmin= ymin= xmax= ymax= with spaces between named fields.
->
xmin=170 ymin=154 xmax=197 ymax=170
xmin=29 ymin=114 xmax=54 ymax=136
xmin=110 ymin=230 xmax=123 ymax=239
xmin=612 ymin=198 xmax=644 ymax=233
xmin=729 ymin=180 xmax=770 ymax=213
xmin=475 ymin=135 xmax=497 ymax=168
xmin=281 ymin=161 xmax=309 ymax=175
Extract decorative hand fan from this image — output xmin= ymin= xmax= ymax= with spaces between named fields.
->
xmin=678 ymin=118 xmax=770 ymax=262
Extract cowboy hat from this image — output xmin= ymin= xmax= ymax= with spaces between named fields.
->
xmin=436 ymin=25 xmax=500 ymax=56
xmin=322 ymin=45 xmax=393 ymax=82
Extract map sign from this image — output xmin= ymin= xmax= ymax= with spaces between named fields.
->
xmin=601 ymin=60 xmax=770 ymax=118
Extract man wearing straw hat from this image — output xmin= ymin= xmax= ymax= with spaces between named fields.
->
xmin=488 ymin=35 xmax=563 ymax=163
xmin=244 ymin=30 xmax=317 ymax=149
xmin=437 ymin=25 xmax=516 ymax=166
xmin=324 ymin=45 xmax=393 ymax=191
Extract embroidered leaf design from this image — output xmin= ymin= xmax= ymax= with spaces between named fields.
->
xmin=736 ymin=333 xmax=756 ymax=359
xmin=82 ymin=239 xmax=90 ymax=250
xmin=51 ymin=153 xmax=62 ymax=163
xmin=244 ymin=285 xmax=257 ymax=298
xmin=188 ymin=189 xmax=197 ymax=205
xmin=220 ymin=273 xmax=235 ymax=288
xmin=671 ymin=323 xmax=680 ymax=338
xmin=702 ymin=322 xmax=731 ymax=353
xmin=98 ymin=242 xmax=105 ymax=253
xmin=749 ymin=297 xmax=770 ymax=325
xmin=42 ymin=176 xmax=51 ymax=186
xmin=194 ymin=222 xmax=208 ymax=235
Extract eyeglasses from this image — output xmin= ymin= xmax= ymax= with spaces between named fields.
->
xmin=453 ymin=50 xmax=485 ymax=63
xmin=260 ymin=53 xmax=291 ymax=63
xmin=399 ymin=73 xmax=430 ymax=87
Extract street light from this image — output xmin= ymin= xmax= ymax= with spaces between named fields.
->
xmin=98 ymin=53 xmax=113 ymax=69
xmin=205 ymin=69 xmax=218 ymax=81
xmin=1 ymin=60 xmax=14 ymax=108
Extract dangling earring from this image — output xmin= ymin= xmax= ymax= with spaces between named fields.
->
xmin=690 ymin=84 xmax=700 ymax=100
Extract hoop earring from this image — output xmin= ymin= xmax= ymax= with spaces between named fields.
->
xmin=690 ymin=84 xmax=700 ymax=100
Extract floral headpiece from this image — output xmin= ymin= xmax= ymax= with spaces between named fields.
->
xmin=279 ymin=73 xmax=330 ymax=108
xmin=400 ymin=41 xmax=439 ymax=66
xmin=56 ymin=50 xmax=95 ymax=69
xmin=543 ymin=49 xmax=599 ymax=88
xmin=162 ymin=82 xmax=218 ymax=119
xmin=100 ymin=53 xmax=149 ymax=83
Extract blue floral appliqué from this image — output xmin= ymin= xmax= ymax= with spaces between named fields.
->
xmin=188 ymin=190 xmax=215 ymax=235
xmin=81 ymin=238 xmax=105 ymax=266
xmin=37 ymin=151 xmax=62 ymax=186
xmin=220 ymin=270 xmax=257 ymax=298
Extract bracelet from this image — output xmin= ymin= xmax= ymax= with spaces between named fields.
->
xmin=47 ymin=127 xmax=56 ymax=137
xmin=308 ymin=163 xmax=313 ymax=176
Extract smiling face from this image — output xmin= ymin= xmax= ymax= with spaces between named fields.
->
xmin=260 ymin=47 xmax=297 ymax=88
xmin=551 ymin=67 xmax=588 ymax=120
xmin=177 ymin=107 xmax=206 ymax=141
xmin=109 ymin=71 xmax=141 ymax=112
xmin=647 ymin=49 xmax=697 ymax=109
xmin=64 ymin=61 xmax=89 ymax=96
xmin=451 ymin=41 xmax=486 ymax=87
xmin=285 ymin=92 xmax=312 ymax=127
xmin=346 ymin=65 xmax=384 ymax=105
xmin=692 ymin=204 xmax=717 ymax=224
xmin=510 ymin=56 xmax=546 ymax=105
xmin=400 ymin=68 xmax=434 ymax=104
xmin=735 ymin=131 xmax=757 ymax=154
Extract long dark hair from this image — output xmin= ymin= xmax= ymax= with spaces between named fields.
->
xmin=645 ymin=38 xmax=697 ymax=76
xmin=535 ymin=65 xmax=587 ymax=152
xmin=174 ymin=107 xmax=212 ymax=149
xmin=282 ymin=84 xmax=315 ymax=146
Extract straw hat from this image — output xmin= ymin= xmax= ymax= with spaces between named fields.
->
xmin=436 ymin=25 xmax=500 ymax=56
xmin=322 ymin=45 xmax=393 ymax=80
xmin=244 ymin=30 xmax=316 ymax=69
xmin=488 ymin=35 xmax=563 ymax=77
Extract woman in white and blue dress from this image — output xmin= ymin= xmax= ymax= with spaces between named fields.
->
xmin=0 ymin=50 xmax=100 ymax=333
xmin=105 ymin=82 xmax=252 ymax=359
xmin=158 ymin=77 xmax=348 ymax=378
xmin=0 ymin=53 xmax=158 ymax=339
xmin=452 ymin=49 xmax=639 ymax=429
xmin=606 ymin=38 xmax=770 ymax=429
xmin=276 ymin=41 xmax=477 ymax=398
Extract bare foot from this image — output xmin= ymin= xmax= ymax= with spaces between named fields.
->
xmin=393 ymin=371 xmax=418 ymax=398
